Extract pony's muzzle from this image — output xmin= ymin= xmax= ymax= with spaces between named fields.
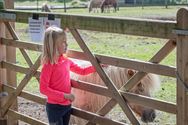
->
xmin=141 ymin=109 xmax=156 ymax=123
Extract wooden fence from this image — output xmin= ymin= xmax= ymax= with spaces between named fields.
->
xmin=0 ymin=6 xmax=188 ymax=125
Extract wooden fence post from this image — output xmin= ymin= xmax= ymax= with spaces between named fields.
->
xmin=4 ymin=1 xmax=17 ymax=125
xmin=0 ymin=0 xmax=16 ymax=125
xmin=176 ymin=7 xmax=188 ymax=125
xmin=5 ymin=0 xmax=16 ymax=88
xmin=0 ymin=0 xmax=7 ymax=125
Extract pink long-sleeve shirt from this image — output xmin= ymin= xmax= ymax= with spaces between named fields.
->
xmin=40 ymin=55 xmax=96 ymax=105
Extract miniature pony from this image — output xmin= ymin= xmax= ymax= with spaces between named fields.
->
xmin=70 ymin=61 xmax=160 ymax=124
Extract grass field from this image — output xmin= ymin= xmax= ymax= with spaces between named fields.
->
xmin=15 ymin=0 xmax=181 ymax=19
xmin=13 ymin=2 xmax=182 ymax=124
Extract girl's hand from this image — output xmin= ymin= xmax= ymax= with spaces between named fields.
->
xmin=71 ymin=79 xmax=79 ymax=87
xmin=64 ymin=93 xmax=75 ymax=102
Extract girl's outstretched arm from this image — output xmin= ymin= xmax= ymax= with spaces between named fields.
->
xmin=70 ymin=60 xmax=96 ymax=75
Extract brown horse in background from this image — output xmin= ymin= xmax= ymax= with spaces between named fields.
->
xmin=88 ymin=0 xmax=103 ymax=13
xmin=88 ymin=0 xmax=118 ymax=13
xmin=101 ymin=0 xmax=118 ymax=13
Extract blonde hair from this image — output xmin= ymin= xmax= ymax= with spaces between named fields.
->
xmin=41 ymin=26 xmax=67 ymax=64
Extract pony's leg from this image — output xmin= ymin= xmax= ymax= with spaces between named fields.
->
xmin=108 ymin=6 xmax=110 ymax=13
xmin=104 ymin=6 xmax=107 ymax=13
xmin=113 ymin=6 xmax=116 ymax=12
xmin=89 ymin=7 xmax=92 ymax=13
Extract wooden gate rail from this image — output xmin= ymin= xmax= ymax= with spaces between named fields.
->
xmin=120 ymin=91 xmax=176 ymax=114
xmin=8 ymin=109 xmax=47 ymax=125
xmin=1 ymin=61 xmax=40 ymax=78
xmin=2 ymin=79 xmax=176 ymax=116
xmin=0 ymin=38 xmax=176 ymax=77
xmin=0 ymin=9 xmax=176 ymax=39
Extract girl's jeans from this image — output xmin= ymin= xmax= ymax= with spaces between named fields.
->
xmin=46 ymin=103 xmax=72 ymax=125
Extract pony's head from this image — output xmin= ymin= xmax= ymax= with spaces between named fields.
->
xmin=102 ymin=66 xmax=160 ymax=122
xmin=126 ymin=69 xmax=160 ymax=123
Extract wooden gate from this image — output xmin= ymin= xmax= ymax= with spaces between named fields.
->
xmin=0 ymin=2 xmax=188 ymax=125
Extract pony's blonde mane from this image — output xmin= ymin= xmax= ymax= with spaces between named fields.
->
xmin=139 ymin=73 xmax=160 ymax=95
xmin=71 ymin=61 xmax=160 ymax=93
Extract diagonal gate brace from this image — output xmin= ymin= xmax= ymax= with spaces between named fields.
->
xmin=70 ymin=28 xmax=140 ymax=125
xmin=1 ymin=55 xmax=41 ymax=117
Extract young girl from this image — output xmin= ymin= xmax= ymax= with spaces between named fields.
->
xmin=40 ymin=26 xmax=96 ymax=125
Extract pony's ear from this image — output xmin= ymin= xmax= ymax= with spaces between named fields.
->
xmin=127 ymin=69 xmax=135 ymax=77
